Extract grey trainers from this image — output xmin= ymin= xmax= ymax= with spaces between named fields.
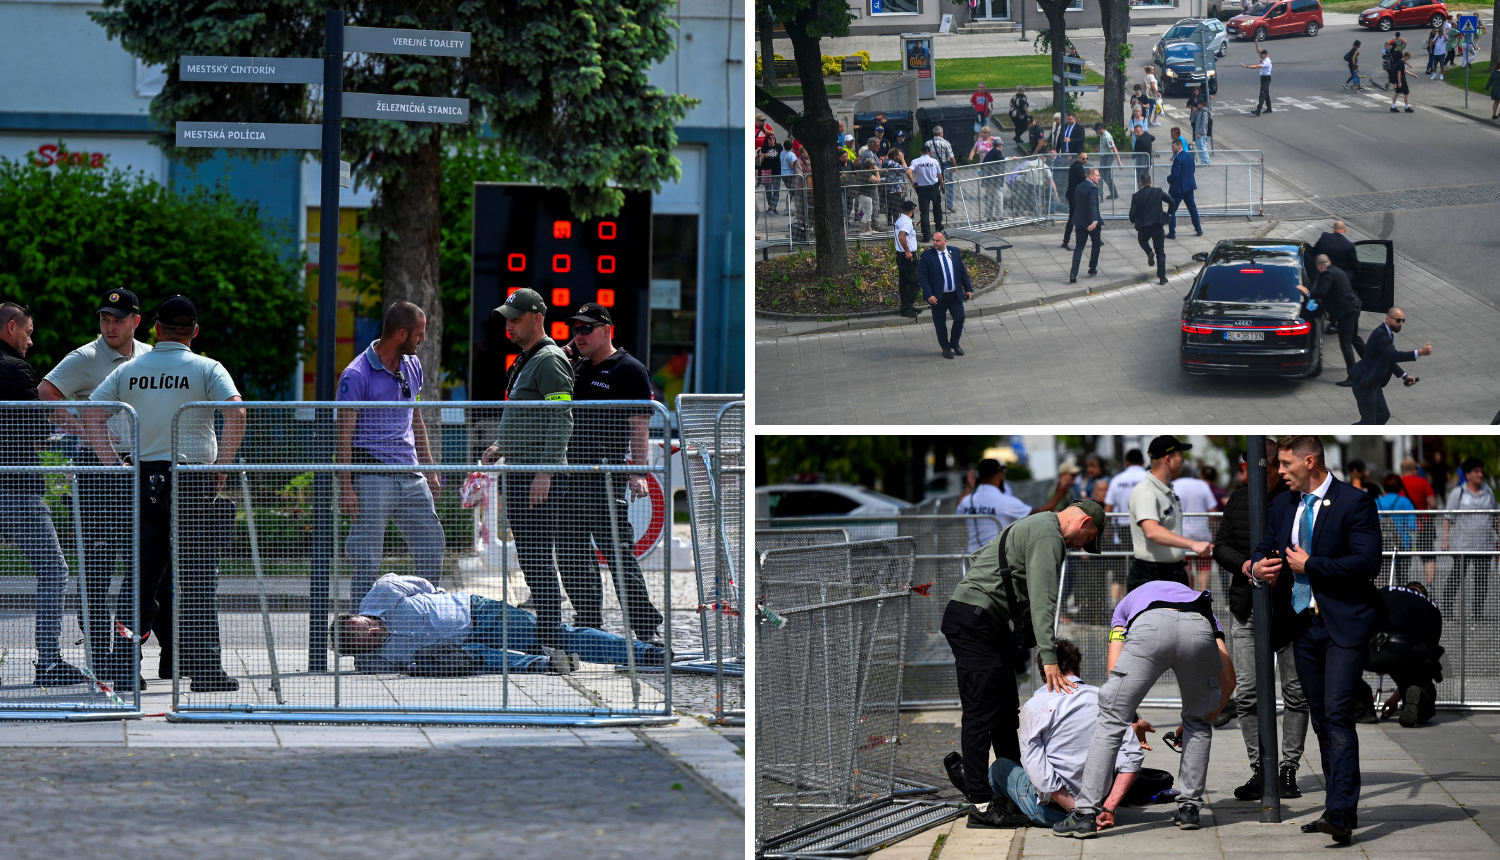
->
xmin=1173 ymin=806 xmax=1201 ymax=829
xmin=1052 ymin=810 xmax=1100 ymax=838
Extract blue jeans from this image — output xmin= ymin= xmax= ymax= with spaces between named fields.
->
xmin=465 ymin=595 xmax=664 ymax=671
xmin=1169 ymin=190 xmax=1201 ymax=235
xmin=990 ymin=758 xmax=1068 ymax=826
xmin=346 ymin=472 xmax=446 ymax=607
xmin=0 ymin=494 xmax=68 ymax=662
xmin=1195 ymin=136 xmax=1210 ymax=165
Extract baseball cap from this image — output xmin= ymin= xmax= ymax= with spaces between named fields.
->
xmin=1057 ymin=461 xmax=1081 ymax=476
xmin=1068 ymin=499 xmax=1106 ymax=554
xmin=98 ymin=289 xmax=140 ymax=319
xmin=568 ymin=302 xmax=612 ymax=325
xmin=154 ymin=295 xmax=197 ymax=325
xmin=493 ymin=288 xmax=546 ymax=319
xmin=976 ymin=458 xmax=1003 ymax=480
xmin=1148 ymin=434 xmax=1193 ymax=459
xmin=845 ymin=134 xmax=855 ymax=143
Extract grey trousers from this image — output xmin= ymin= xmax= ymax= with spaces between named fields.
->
xmin=1230 ymin=613 xmax=1310 ymax=768
xmin=1077 ymin=609 xmax=1223 ymax=814
xmin=0 ymin=493 xmax=69 ymax=663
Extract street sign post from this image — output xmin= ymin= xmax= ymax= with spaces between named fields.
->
xmin=343 ymin=26 xmax=471 ymax=56
xmin=179 ymin=56 xmax=322 ymax=84
xmin=342 ymin=92 xmax=471 ymax=123
xmin=1458 ymin=15 xmax=1479 ymax=107
xmin=1063 ymin=86 xmax=1100 ymax=93
xmin=174 ymin=121 xmax=321 ymax=149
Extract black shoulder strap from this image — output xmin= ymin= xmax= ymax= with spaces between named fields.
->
xmin=996 ymin=524 xmax=1023 ymax=615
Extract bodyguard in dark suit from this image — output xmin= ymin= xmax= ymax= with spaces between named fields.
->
xmin=1068 ymin=168 xmax=1103 ymax=283
xmin=1128 ymin=173 xmax=1171 ymax=285
xmin=1310 ymin=222 xmax=1359 ymax=281
xmin=918 ymin=232 xmax=973 ymax=360
xmin=1059 ymin=112 xmax=1085 ymax=154
xmin=1061 ymin=152 xmax=1089 ymax=250
xmin=1251 ymin=435 xmax=1383 ymax=846
xmin=1349 ymin=307 xmax=1433 ymax=424
xmin=1166 ymin=139 xmax=1202 ymax=238
xmin=1299 ymin=254 xmax=1365 ymax=384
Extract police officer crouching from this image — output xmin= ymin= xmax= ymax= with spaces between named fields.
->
xmin=86 ymin=296 xmax=244 ymax=692
xmin=557 ymin=302 xmax=665 ymax=646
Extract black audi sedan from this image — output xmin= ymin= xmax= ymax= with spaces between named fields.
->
xmin=1179 ymin=239 xmax=1394 ymax=378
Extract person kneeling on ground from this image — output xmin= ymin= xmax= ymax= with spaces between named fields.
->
xmin=1370 ymin=581 xmax=1444 ymax=727
xmin=331 ymin=573 xmax=666 ymax=676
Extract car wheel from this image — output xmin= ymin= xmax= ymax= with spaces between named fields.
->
xmin=1210 ymin=78 xmax=1218 ymax=95
xmin=1254 ymin=26 xmax=1268 ymax=41
xmin=1430 ymin=13 xmax=1445 ymax=28
xmin=1217 ymin=42 xmax=1227 ymax=57
xmin=1378 ymin=16 xmax=1392 ymax=31
xmin=1306 ymin=20 xmax=1319 ymax=37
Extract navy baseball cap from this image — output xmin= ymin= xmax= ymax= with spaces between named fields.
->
xmin=153 ymin=295 xmax=197 ymax=325
xmin=1148 ymin=435 xmax=1193 ymax=459
xmin=98 ymin=289 xmax=140 ymax=319
xmin=568 ymin=302 xmax=613 ymax=325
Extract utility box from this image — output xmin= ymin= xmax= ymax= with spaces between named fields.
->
xmin=901 ymin=33 xmax=936 ymax=100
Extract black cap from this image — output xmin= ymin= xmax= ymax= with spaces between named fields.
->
xmin=154 ymin=295 xmax=197 ymax=325
xmin=493 ymin=288 xmax=546 ymax=319
xmin=901 ymin=200 xmax=916 ymax=212
xmin=98 ymin=289 xmax=140 ymax=319
xmin=976 ymin=459 xmax=1003 ymax=480
xmin=1148 ymin=435 xmax=1193 ymax=459
xmin=568 ymin=302 xmax=613 ymax=325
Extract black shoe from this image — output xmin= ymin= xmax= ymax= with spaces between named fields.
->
xmin=952 ymin=344 xmax=965 ymax=356
xmin=900 ymin=308 xmax=920 ymax=318
xmin=1195 ymin=231 xmax=1204 ymax=236
xmin=1316 ymin=809 xmax=1354 ymax=845
xmin=1108 ymin=193 xmax=1120 ymax=199
xmin=1087 ymin=268 xmax=1098 ymax=276
xmin=1400 ymin=684 xmax=1422 ymax=727
xmin=967 ymin=800 xmax=1031 ymax=829
xmin=32 ymin=660 xmax=90 ymax=687
xmin=1147 ymin=252 xmax=1156 ymax=267
xmin=1265 ymin=108 xmax=1273 ymax=113
xmin=1052 ymin=811 xmax=1100 ymax=838
xmin=1300 ymin=821 xmax=1322 ymax=834
xmin=942 ymin=349 xmax=954 ymax=360
xmin=1251 ymin=110 xmax=1261 ymax=116
xmin=1159 ymin=277 xmax=1169 ymax=285
xmin=1280 ymin=764 xmax=1303 ymax=798
xmin=1213 ymin=706 xmax=1235 ymax=728
xmin=1404 ymin=106 xmax=1414 ymax=113
xmin=1173 ymin=806 xmax=1201 ymax=830
xmin=1069 ymin=276 xmax=1078 ymax=283
xmin=943 ymin=751 xmax=968 ymax=796
xmin=189 ymin=672 xmax=240 ymax=693
xmin=1062 ymin=243 xmax=1072 ymax=250
xmin=1233 ymin=766 xmax=1263 ymax=801
xmin=1336 ymin=378 xmax=1355 ymax=387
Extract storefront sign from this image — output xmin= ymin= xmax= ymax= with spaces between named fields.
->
xmin=342 ymin=92 xmax=470 ymax=123
xmin=179 ymin=56 xmax=323 ymax=84
xmin=343 ymin=26 xmax=471 ymax=57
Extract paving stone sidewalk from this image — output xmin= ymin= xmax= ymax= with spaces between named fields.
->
xmin=869 ymin=706 xmax=1500 ymax=860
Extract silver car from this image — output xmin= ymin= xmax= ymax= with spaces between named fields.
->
xmin=1157 ymin=17 xmax=1230 ymax=59
xmin=1218 ymin=0 xmax=1245 ymax=20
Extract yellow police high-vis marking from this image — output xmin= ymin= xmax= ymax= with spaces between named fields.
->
xmin=1109 ymin=628 xmax=1127 ymax=642
xmin=544 ymin=392 xmax=572 ymax=401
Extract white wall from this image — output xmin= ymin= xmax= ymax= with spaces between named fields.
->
xmin=0 ymin=132 xmax=168 ymax=180
xmin=0 ymin=1 xmax=156 ymax=116
xmin=648 ymin=0 xmax=744 ymax=130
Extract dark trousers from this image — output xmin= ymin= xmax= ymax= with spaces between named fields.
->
xmin=930 ymin=290 xmax=965 ymax=351
xmin=555 ymin=472 xmax=664 ymax=639
xmin=1012 ymin=118 xmax=1027 ymax=143
xmin=1168 ymin=190 xmax=1201 ymax=235
xmin=502 ymin=471 xmax=565 ymax=649
xmin=138 ymin=463 xmax=226 ymax=676
xmin=1295 ymin=612 xmax=1366 ymax=812
xmin=941 ymin=600 xmax=1022 ymax=803
xmin=1442 ymin=554 xmax=1492 ymax=618
xmin=1335 ymin=310 xmax=1366 ymax=374
xmin=1126 ymin=558 xmax=1190 ymax=593
xmin=1064 ymin=196 xmax=1078 ymax=242
xmin=896 ymin=251 xmax=922 ymax=313
xmin=1353 ymin=383 xmax=1390 ymax=424
xmin=1256 ymin=76 xmax=1273 ymax=111
xmin=916 ymin=183 xmax=943 ymax=239
xmin=76 ymin=452 xmax=132 ymax=664
xmin=1069 ymin=222 xmax=1102 ymax=277
xmin=1137 ymin=225 xmax=1166 ymax=279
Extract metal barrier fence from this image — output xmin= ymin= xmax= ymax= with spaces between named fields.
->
xmin=754 ymin=150 xmax=1264 ymax=247
xmin=678 ymin=395 xmax=746 ymax=725
xmin=0 ymin=401 xmax=142 ymax=720
xmin=756 ymin=537 xmax=960 ymax=857
xmin=165 ymin=400 xmax=676 ymax=726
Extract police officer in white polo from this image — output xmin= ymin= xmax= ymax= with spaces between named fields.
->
xmin=39 ymin=288 xmax=152 ymax=671
xmin=87 ymin=295 xmax=245 ymax=691
xmin=1126 ymin=435 xmax=1212 ymax=593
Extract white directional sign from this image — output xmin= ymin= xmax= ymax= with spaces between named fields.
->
xmin=175 ymin=121 xmax=321 ymax=149
xmin=1063 ymin=86 xmax=1100 ymax=93
xmin=179 ymin=56 xmax=323 ymax=84
xmin=343 ymin=26 xmax=471 ymax=57
xmin=342 ymin=92 xmax=470 ymax=123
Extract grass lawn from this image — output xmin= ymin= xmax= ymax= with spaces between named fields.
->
xmin=864 ymin=55 xmax=1105 ymax=92
xmin=1440 ymin=60 xmax=1499 ymax=95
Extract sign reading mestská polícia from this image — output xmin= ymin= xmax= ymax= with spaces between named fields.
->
xmin=175 ymin=122 xmax=322 ymax=149
xmin=342 ymin=93 xmax=470 ymax=123
xmin=178 ymin=56 xmax=323 ymax=84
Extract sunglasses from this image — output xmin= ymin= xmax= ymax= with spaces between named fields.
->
xmin=393 ymin=367 xmax=412 ymax=399
xmin=573 ymin=323 xmax=607 ymax=335
xmin=0 ymin=304 xmax=30 ymax=327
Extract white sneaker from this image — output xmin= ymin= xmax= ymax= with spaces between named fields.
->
xmin=1439 ymin=73 xmax=1444 ymax=80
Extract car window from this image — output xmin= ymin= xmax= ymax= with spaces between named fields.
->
xmin=1196 ymin=263 xmax=1303 ymax=303
xmin=1290 ymin=0 xmax=1316 ymax=13
xmin=1165 ymin=24 xmax=1200 ymax=39
xmin=1208 ymin=20 xmax=1225 ymax=30
xmin=1246 ymin=2 xmax=1275 ymax=14
xmin=770 ymin=489 xmax=862 ymax=517
xmin=1355 ymin=243 xmax=1390 ymax=265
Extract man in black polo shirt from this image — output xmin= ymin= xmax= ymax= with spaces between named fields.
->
xmin=557 ymin=303 xmax=664 ymax=644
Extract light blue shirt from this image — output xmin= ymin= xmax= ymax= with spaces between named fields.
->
xmin=1020 ymin=677 xmax=1143 ymax=802
xmin=91 ymin=341 xmax=239 ymax=462
xmin=956 ymin=483 xmax=1033 ymax=553
xmin=359 ymin=574 xmax=473 ymax=667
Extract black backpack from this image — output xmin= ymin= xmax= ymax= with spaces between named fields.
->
xmin=1344 ymin=48 xmax=1355 ymax=63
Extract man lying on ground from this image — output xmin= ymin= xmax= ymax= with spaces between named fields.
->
xmin=331 ymin=574 xmax=667 ymax=675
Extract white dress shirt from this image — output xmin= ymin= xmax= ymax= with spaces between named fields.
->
xmin=1020 ymin=677 xmax=1144 ymax=803
xmin=1260 ymin=57 xmax=1273 ymax=76
xmin=910 ymin=154 xmax=942 ymax=186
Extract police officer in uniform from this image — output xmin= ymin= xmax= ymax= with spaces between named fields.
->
xmin=556 ymin=302 xmax=664 ymax=645
xmin=40 ymin=289 xmax=152 ymax=672
xmin=480 ymin=289 xmax=575 ymax=655
xmin=87 ymin=296 xmax=244 ymax=691
xmin=1126 ymin=435 xmax=1212 ymax=593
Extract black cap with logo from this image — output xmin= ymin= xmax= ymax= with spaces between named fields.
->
xmin=1147 ymin=434 xmax=1193 ymax=459
xmin=154 ymin=295 xmax=198 ymax=325
xmin=568 ymin=302 xmax=613 ymax=326
xmin=98 ymin=289 xmax=140 ymax=319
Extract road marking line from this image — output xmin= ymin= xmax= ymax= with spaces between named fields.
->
xmin=1337 ymin=124 xmax=1378 ymax=141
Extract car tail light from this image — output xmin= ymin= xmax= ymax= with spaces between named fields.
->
xmin=1273 ymin=322 xmax=1311 ymax=336
xmin=1182 ymin=323 xmax=1215 ymax=334
xmin=1240 ymin=268 xmax=1264 ymax=274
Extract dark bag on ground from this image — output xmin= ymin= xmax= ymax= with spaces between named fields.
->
xmin=1121 ymin=767 xmax=1176 ymax=806
xmin=409 ymin=643 xmax=483 ymax=677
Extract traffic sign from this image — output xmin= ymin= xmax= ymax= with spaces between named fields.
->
xmin=1458 ymin=14 xmax=1479 ymax=34
xmin=343 ymin=26 xmax=471 ymax=57
xmin=175 ymin=121 xmax=321 ymax=149
xmin=343 ymin=92 xmax=470 ymax=123
xmin=1054 ymin=72 xmax=1087 ymax=82
xmin=179 ymin=56 xmax=322 ymax=84
xmin=1063 ymin=85 xmax=1099 ymax=93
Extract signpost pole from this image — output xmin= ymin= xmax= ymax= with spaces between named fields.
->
xmin=310 ymin=8 xmax=344 ymax=673
xmin=1247 ymin=434 xmax=1281 ymax=824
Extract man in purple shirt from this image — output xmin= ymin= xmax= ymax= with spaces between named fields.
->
xmin=336 ymin=301 xmax=445 ymax=604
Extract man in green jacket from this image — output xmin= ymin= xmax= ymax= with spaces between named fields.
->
xmin=482 ymin=288 xmax=574 ymax=651
xmin=942 ymin=499 xmax=1107 ymax=829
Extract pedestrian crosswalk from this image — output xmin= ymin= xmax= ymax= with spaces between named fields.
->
xmin=1161 ymin=90 xmax=1417 ymax=115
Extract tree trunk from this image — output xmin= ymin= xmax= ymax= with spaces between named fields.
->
xmin=378 ymin=131 xmax=444 ymax=396
xmin=786 ymin=20 xmax=849 ymax=279
xmin=1100 ymin=0 xmax=1131 ymax=128
xmin=1042 ymin=2 xmax=1069 ymax=116
xmin=1492 ymin=0 xmax=1499 ymax=76
xmin=759 ymin=5 xmax=779 ymax=89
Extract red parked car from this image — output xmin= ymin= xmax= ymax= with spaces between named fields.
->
xmin=1227 ymin=0 xmax=1325 ymax=40
xmin=1359 ymin=0 xmax=1449 ymax=32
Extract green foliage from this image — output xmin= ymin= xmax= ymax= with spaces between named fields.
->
xmin=90 ymin=0 xmax=693 ymax=220
xmin=0 ymin=154 xmax=306 ymax=395
xmin=1116 ymin=41 xmax=1135 ymax=79
xmin=1032 ymin=29 xmax=1076 ymax=57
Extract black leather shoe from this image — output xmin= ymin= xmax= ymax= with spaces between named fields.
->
xmin=951 ymin=344 xmax=965 ymax=356
xmin=189 ymin=672 xmax=240 ymax=693
xmin=1062 ymin=243 xmax=1072 ymax=250
xmin=1195 ymin=231 xmax=1204 ymax=236
xmin=943 ymin=751 xmax=968 ymax=796
xmin=1087 ymin=269 xmax=1098 ymax=276
xmin=1251 ymin=110 xmax=1262 ymax=116
xmin=1213 ymin=706 xmax=1235 ymax=728
xmin=1147 ymin=253 xmax=1156 ymax=267
xmin=1316 ymin=809 xmax=1354 ymax=845
xmin=1280 ymin=764 xmax=1302 ymax=798
xmin=942 ymin=349 xmax=954 ymax=360
xmin=1158 ymin=277 xmax=1169 ymax=285
xmin=1069 ymin=276 xmax=1077 ymax=283
xmin=1166 ymin=234 xmax=1178 ymax=240
xmin=1300 ymin=821 xmax=1322 ymax=834
xmin=1336 ymin=378 xmax=1355 ymax=387
xmin=967 ymin=800 xmax=1031 ymax=829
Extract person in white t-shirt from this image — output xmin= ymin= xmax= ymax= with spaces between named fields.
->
xmin=893 ymin=200 xmax=922 ymax=318
xmin=1103 ymin=449 xmax=1148 ymax=513
xmin=1172 ymin=463 xmax=1223 ymax=590
xmin=956 ymin=459 xmax=1075 ymax=553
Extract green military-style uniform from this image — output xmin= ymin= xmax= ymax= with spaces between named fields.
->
xmin=951 ymin=512 xmax=1066 ymax=666
xmin=497 ymin=335 xmax=574 ymax=465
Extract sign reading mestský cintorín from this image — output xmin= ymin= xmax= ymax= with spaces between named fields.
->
xmin=344 ymin=26 xmax=471 ymax=57
xmin=342 ymin=92 xmax=470 ymax=123
xmin=175 ymin=121 xmax=321 ymax=149
xmin=179 ymin=56 xmax=323 ymax=84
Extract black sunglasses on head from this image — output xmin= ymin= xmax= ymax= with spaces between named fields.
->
xmin=393 ymin=367 xmax=412 ymax=399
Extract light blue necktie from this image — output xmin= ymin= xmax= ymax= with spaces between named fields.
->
xmin=941 ymin=250 xmax=955 ymax=292
xmin=1293 ymin=493 xmax=1315 ymax=613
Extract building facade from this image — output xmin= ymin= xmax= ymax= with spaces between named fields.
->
xmin=842 ymin=0 xmax=1208 ymax=36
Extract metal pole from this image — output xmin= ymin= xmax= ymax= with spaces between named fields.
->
xmin=605 ymin=470 xmax=641 ymax=710
xmin=69 ymin=475 xmax=96 ymax=679
xmin=309 ymin=9 xmax=344 ymax=673
xmin=241 ymin=471 xmax=284 ymax=705
xmin=660 ymin=411 xmax=673 ymax=717
xmin=1246 ymin=434 xmax=1281 ymax=823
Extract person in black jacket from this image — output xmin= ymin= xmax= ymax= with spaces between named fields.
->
xmin=1068 ymin=168 xmax=1104 ymax=283
xmin=1298 ymin=254 xmax=1365 ymax=386
xmin=1350 ymin=307 xmax=1433 ymax=425
xmin=0 ymin=303 xmax=90 ymax=687
xmin=1309 ymin=222 xmax=1358 ymax=281
xmin=1061 ymin=152 xmax=1089 ymax=250
xmin=1213 ymin=439 xmax=1308 ymax=802
xmin=1370 ymin=582 xmax=1444 ymax=727
xmin=1128 ymin=173 xmax=1170 ymax=285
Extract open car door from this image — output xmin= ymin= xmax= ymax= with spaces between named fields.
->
xmin=1352 ymin=240 xmax=1395 ymax=314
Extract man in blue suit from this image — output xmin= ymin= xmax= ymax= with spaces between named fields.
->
xmin=1349 ymin=307 xmax=1433 ymax=424
xmin=919 ymin=231 xmax=973 ymax=360
xmin=1166 ymin=139 xmax=1202 ymax=239
xmin=1251 ymin=435 xmax=1383 ymax=846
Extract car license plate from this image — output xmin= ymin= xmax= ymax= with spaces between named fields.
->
xmin=1224 ymin=331 xmax=1264 ymax=342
